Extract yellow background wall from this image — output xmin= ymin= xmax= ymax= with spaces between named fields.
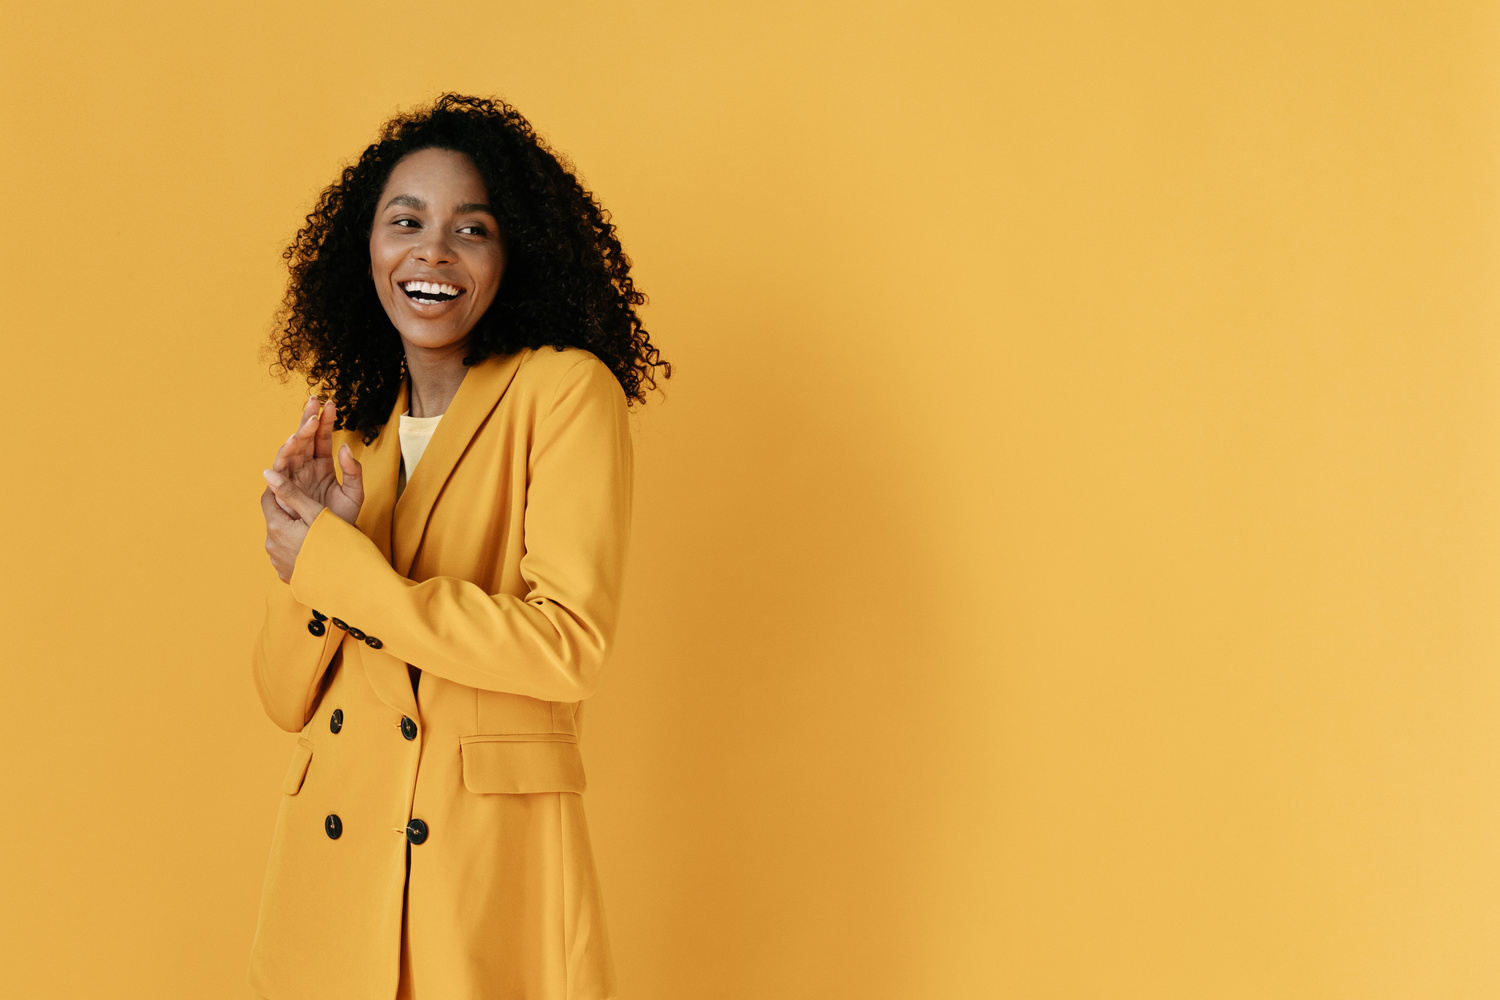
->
xmin=2 ymin=2 xmax=1497 ymax=997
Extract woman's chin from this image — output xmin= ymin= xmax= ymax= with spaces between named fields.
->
xmin=396 ymin=326 xmax=473 ymax=355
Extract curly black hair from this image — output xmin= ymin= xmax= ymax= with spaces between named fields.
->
xmin=270 ymin=93 xmax=669 ymax=441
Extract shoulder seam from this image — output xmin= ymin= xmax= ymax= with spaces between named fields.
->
xmin=544 ymin=354 xmax=603 ymax=415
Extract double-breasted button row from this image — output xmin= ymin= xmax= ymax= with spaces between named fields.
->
xmin=322 ymin=814 xmax=430 ymax=844
xmin=327 ymin=709 xmax=418 ymax=741
xmin=307 ymin=610 xmax=383 ymax=649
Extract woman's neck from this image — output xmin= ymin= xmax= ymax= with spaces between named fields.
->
xmin=403 ymin=340 xmax=471 ymax=418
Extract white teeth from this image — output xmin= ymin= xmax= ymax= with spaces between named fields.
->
xmin=402 ymin=280 xmax=462 ymax=297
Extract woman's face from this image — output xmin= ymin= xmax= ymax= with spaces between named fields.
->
xmin=369 ymin=147 xmax=506 ymax=355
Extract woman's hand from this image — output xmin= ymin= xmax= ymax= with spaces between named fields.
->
xmin=259 ymin=397 xmax=365 ymax=581
xmin=265 ymin=395 xmax=317 ymax=518
xmin=268 ymin=397 xmax=365 ymax=526
xmin=260 ymin=484 xmax=310 ymax=583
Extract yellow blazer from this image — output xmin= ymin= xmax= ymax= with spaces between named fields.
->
xmin=249 ymin=346 xmax=630 ymax=1000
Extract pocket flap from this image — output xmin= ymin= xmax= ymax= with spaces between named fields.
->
xmin=460 ymin=734 xmax=586 ymax=794
xmin=282 ymin=738 xmax=313 ymax=795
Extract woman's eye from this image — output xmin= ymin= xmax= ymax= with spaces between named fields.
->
xmin=394 ymin=218 xmax=419 ymax=228
xmin=459 ymin=225 xmax=487 ymax=236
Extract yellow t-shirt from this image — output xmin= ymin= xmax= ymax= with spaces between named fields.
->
xmin=395 ymin=411 xmax=443 ymax=499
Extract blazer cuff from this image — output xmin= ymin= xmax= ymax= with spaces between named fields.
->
xmin=266 ymin=574 xmax=310 ymax=616
xmin=288 ymin=508 xmax=389 ymax=618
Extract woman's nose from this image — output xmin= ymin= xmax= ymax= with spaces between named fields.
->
xmin=413 ymin=233 xmax=456 ymax=265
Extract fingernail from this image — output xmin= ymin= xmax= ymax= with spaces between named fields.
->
xmin=263 ymin=469 xmax=286 ymax=487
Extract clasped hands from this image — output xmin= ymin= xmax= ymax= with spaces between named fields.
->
xmin=260 ymin=396 xmax=365 ymax=583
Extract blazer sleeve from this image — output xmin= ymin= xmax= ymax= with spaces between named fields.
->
xmin=286 ymin=357 xmax=634 ymax=703
xmin=251 ymin=580 xmax=342 ymax=731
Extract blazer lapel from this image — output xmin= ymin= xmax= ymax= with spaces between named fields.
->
xmin=345 ymin=380 xmax=418 ymax=721
xmin=353 ymin=378 xmax=407 ymax=566
xmin=391 ymin=350 xmax=526 ymax=578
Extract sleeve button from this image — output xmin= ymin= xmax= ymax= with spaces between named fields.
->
xmin=364 ymin=636 xmax=383 ymax=649
xmin=307 ymin=620 xmax=326 ymax=637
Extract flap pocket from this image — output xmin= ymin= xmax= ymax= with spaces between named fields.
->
xmin=281 ymin=738 xmax=313 ymax=795
xmin=460 ymin=734 xmax=586 ymax=794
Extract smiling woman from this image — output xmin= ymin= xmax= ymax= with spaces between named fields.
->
xmin=368 ymin=150 xmax=506 ymax=371
xmin=250 ymin=94 xmax=669 ymax=1000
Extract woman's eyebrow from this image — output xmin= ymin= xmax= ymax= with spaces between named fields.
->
xmin=381 ymin=195 xmax=493 ymax=215
xmin=381 ymin=193 xmax=492 ymax=215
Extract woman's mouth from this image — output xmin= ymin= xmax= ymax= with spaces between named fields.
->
xmin=400 ymin=280 xmax=466 ymax=305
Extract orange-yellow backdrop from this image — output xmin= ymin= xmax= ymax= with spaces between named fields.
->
xmin=2 ymin=2 xmax=1498 ymax=998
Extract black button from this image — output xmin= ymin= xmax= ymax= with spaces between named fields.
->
xmin=325 ymin=814 xmax=342 ymax=839
xmin=348 ymin=627 xmax=366 ymax=641
xmin=331 ymin=618 xmax=348 ymax=630
xmin=364 ymin=636 xmax=383 ymax=649
xmin=307 ymin=620 xmax=326 ymax=637
xmin=311 ymin=609 xmax=328 ymax=621
xmin=330 ymin=708 xmax=343 ymax=734
xmin=406 ymin=819 xmax=428 ymax=845
xmin=400 ymin=717 xmax=418 ymax=740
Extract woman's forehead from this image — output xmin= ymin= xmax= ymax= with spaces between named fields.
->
xmin=382 ymin=148 xmax=487 ymax=200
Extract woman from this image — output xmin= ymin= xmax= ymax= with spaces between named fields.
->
xmin=250 ymin=93 xmax=668 ymax=1000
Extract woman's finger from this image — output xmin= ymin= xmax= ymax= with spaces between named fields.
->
xmin=338 ymin=444 xmax=365 ymax=508
xmin=295 ymin=395 xmax=319 ymax=433
xmin=260 ymin=482 xmax=297 ymax=521
xmin=271 ymin=432 xmax=298 ymax=474
xmin=294 ymin=411 xmax=320 ymax=446
xmin=264 ymin=468 xmax=326 ymax=524
xmin=260 ymin=485 xmax=294 ymax=524
xmin=277 ymin=413 xmax=320 ymax=475
xmin=315 ymin=398 xmax=336 ymax=461
xmin=279 ymin=397 xmax=318 ymax=467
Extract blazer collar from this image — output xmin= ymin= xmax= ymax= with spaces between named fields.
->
xmin=386 ymin=350 xmax=526 ymax=577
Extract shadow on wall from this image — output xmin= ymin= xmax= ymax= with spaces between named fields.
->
xmin=587 ymin=315 xmax=978 ymax=1000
